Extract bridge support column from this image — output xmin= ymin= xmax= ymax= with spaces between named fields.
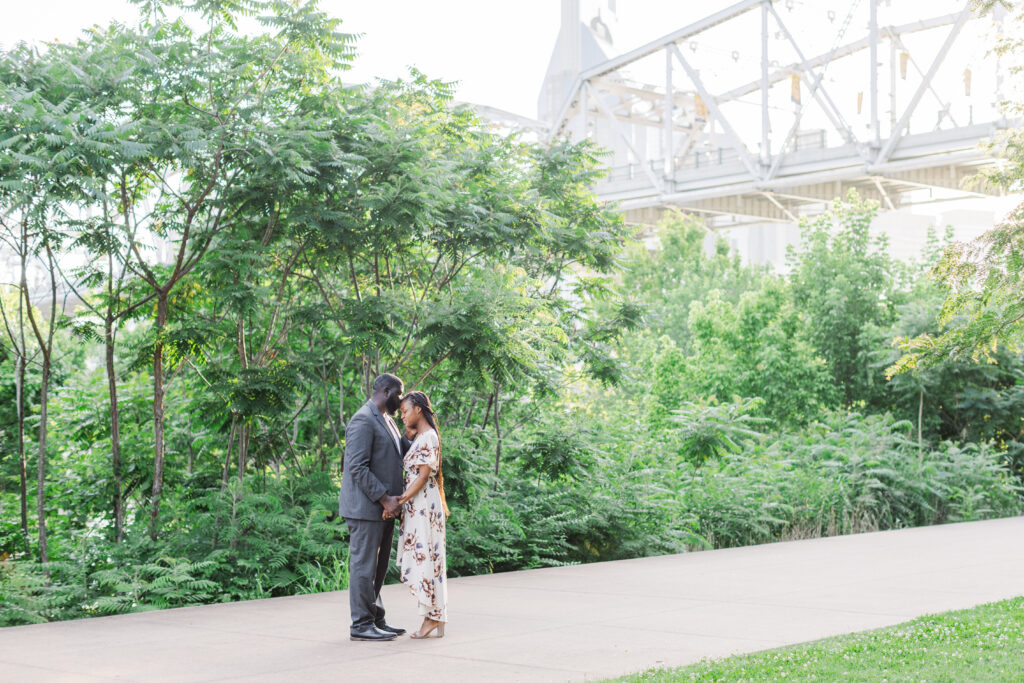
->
xmin=664 ymin=48 xmax=674 ymax=180
xmin=760 ymin=0 xmax=770 ymax=169
xmin=870 ymin=0 xmax=880 ymax=148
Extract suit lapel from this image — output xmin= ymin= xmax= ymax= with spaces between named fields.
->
xmin=368 ymin=401 xmax=402 ymax=457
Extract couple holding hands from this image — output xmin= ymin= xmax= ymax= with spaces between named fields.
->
xmin=338 ymin=373 xmax=450 ymax=641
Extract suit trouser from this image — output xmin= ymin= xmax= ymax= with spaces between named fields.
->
xmin=345 ymin=517 xmax=395 ymax=629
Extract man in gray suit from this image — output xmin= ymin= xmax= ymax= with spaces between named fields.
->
xmin=339 ymin=373 xmax=410 ymax=641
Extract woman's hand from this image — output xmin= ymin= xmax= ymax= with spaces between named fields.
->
xmin=385 ymin=493 xmax=408 ymax=519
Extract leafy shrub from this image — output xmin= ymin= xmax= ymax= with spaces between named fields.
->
xmin=669 ymin=409 xmax=1022 ymax=549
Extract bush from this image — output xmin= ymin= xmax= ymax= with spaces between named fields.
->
xmin=668 ymin=409 xmax=1022 ymax=549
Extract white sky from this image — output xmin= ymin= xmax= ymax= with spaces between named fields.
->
xmin=0 ymin=1 xmax=749 ymax=118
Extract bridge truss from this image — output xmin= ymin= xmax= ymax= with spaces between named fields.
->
xmin=543 ymin=0 xmax=1013 ymax=226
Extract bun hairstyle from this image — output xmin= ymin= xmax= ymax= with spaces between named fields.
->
xmin=401 ymin=391 xmax=450 ymax=518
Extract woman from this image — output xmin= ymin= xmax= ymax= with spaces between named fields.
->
xmin=392 ymin=391 xmax=450 ymax=638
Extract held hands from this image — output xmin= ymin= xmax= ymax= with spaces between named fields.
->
xmin=381 ymin=495 xmax=402 ymax=520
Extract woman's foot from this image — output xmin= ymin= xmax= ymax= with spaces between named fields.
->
xmin=409 ymin=617 xmax=445 ymax=639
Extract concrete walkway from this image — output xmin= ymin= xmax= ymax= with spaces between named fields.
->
xmin=3 ymin=516 xmax=1024 ymax=682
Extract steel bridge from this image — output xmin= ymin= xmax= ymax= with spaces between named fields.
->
xmin=528 ymin=0 xmax=1014 ymax=227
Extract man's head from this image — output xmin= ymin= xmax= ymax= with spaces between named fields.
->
xmin=371 ymin=373 xmax=404 ymax=415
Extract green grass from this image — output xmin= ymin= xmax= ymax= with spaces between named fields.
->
xmin=615 ymin=597 xmax=1024 ymax=682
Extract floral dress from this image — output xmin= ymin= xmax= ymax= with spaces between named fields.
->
xmin=397 ymin=428 xmax=447 ymax=622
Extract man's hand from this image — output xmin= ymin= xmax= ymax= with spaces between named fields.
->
xmin=379 ymin=495 xmax=401 ymax=520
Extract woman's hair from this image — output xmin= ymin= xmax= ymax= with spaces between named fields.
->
xmin=401 ymin=391 xmax=450 ymax=517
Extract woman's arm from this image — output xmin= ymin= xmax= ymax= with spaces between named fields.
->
xmin=398 ymin=466 xmax=431 ymax=505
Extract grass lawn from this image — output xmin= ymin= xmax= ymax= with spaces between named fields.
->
xmin=615 ymin=596 xmax=1024 ymax=682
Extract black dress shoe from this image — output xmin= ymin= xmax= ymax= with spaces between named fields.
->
xmin=376 ymin=623 xmax=406 ymax=636
xmin=350 ymin=625 xmax=398 ymax=641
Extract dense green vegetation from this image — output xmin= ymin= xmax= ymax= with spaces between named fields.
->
xmin=614 ymin=597 xmax=1024 ymax=682
xmin=2 ymin=0 xmax=1023 ymax=626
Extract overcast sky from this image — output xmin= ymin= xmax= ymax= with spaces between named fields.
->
xmin=0 ymin=1 xmax=738 ymax=118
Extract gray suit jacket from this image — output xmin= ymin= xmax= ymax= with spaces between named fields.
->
xmin=339 ymin=400 xmax=410 ymax=521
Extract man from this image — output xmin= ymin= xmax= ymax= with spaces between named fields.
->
xmin=339 ymin=373 xmax=409 ymax=641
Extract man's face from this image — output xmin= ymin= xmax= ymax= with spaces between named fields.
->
xmin=385 ymin=385 xmax=404 ymax=416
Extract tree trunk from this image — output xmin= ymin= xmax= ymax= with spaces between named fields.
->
xmin=237 ymin=423 xmax=248 ymax=486
xmin=317 ymin=418 xmax=325 ymax=471
xmin=481 ymin=392 xmax=494 ymax=431
xmin=105 ymin=316 xmax=124 ymax=543
xmin=917 ymin=387 xmax=924 ymax=448
xmin=322 ymin=382 xmax=344 ymax=453
xmin=492 ymin=387 xmax=502 ymax=490
xmin=21 ymin=239 xmax=56 ymax=564
xmin=16 ymin=239 xmax=28 ymax=541
xmin=361 ymin=355 xmax=372 ymax=399
xmin=338 ymin=371 xmax=346 ymax=429
xmin=462 ymin=398 xmax=477 ymax=429
xmin=15 ymin=351 xmax=27 ymax=541
xmin=35 ymin=358 xmax=49 ymax=563
xmin=233 ymin=314 xmax=249 ymax=488
xmin=222 ymin=415 xmax=238 ymax=489
xmin=148 ymin=293 xmax=168 ymax=541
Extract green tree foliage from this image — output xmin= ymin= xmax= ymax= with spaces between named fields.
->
xmin=619 ymin=211 xmax=767 ymax=349
xmin=879 ymin=284 xmax=1024 ymax=476
xmin=686 ymin=282 xmax=836 ymax=425
xmin=788 ymin=192 xmax=907 ymax=405
xmin=892 ymin=5 xmax=1024 ymax=368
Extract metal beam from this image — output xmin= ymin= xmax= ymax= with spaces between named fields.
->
xmin=579 ymin=105 xmax=694 ymax=130
xmin=870 ymin=0 xmax=879 ymax=147
xmin=760 ymin=0 xmax=770 ymax=167
xmin=669 ymin=43 xmax=761 ymax=180
xmin=581 ymin=0 xmax=761 ymax=81
xmin=548 ymin=0 xmax=761 ymax=139
xmin=617 ymin=180 xmax=760 ymax=209
xmin=580 ymin=81 xmax=588 ymax=139
xmin=767 ymin=189 xmax=837 ymax=205
xmin=871 ymin=177 xmax=896 ymax=210
xmin=768 ymin=3 xmax=860 ymax=151
xmin=664 ymin=49 xmax=675 ymax=179
xmin=760 ymin=191 xmax=797 ymax=221
xmin=876 ymin=8 xmax=971 ymax=164
xmin=880 ymin=172 xmax=988 ymax=196
xmin=587 ymin=80 xmax=689 ymax=105
xmin=890 ymin=33 xmax=897 ymax=134
xmin=550 ymin=9 xmax=961 ymax=141
xmin=549 ymin=88 xmax=583 ymax=140
xmin=890 ymin=34 xmax=959 ymax=128
xmin=586 ymin=82 xmax=666 ymax=195
xmin=717 ymin=13 xmax=961 ymax=104
xmin=467 ymin=104 xmax=549 ymax=134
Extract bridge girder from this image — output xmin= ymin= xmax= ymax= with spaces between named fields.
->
xmin=537 ymin=0 xmax=1009 ymax=228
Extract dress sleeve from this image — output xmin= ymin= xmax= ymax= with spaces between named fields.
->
xmin=407 ymin=431 xmax=440 ymax=474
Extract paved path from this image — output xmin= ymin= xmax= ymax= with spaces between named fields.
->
xmin=3 ymin=516 xmax=1024 ymax=682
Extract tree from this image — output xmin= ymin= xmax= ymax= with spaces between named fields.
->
xmin=618 ymin=211 xmax=767 ymax=350
xmin=892 ymin=2 xmax=1024 ymax=369
xmin=0 ymin=246 xmax=33 ymax=546
xmin=52 ymin=0 xmax=359 ymax=540
xmin=788 ymin=192 xmax=906 ymax=405
xmin=0 ymin=43 xmax=87 ymax=562
xmin=684 ymin=280 xmax=837 ymax=426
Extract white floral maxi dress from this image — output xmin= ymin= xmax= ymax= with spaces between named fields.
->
xmin=397 ymin=429 xmax=447 ymax=622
